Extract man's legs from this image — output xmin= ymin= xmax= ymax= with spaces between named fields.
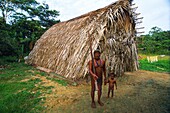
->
xmin=91 ymin=80 xmax=96 ymax=108
xmin=98 ymin=85 xmax=104 ymax=106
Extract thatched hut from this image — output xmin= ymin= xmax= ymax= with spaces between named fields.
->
xmin=28 ymin=0 xmax=139 ymax=79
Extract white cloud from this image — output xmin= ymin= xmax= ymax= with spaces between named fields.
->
xmin=135 ymin=0 xmax=170 ymax=33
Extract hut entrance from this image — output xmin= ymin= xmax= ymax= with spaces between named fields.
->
xmin=97 ymin=36 xmax=125 ymax=77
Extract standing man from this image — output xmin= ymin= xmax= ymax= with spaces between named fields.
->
xmin=89 ymin=49 xmax=106 ymax=108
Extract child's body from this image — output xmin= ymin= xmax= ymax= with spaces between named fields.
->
xmin=105 ymin=73 xmax=117 ymax=98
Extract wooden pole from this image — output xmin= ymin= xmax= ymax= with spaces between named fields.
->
xmin=137 ymin=31 xmax=145 ymax=34
xmin=131 ymin=3 xmax=136 ymax=6
xmin=89 ymin=34 xmax=98 ymax=91
xmin=131 ymin=6 xmax=138 ymax=10
xmin=132 ymin=13 xmax=141 ymax=16
xmin=135 ymin=17 xmax=144 ymax=20
xmin=136 ymin=27 xmax=145 ymax=30
xmin=135 ymin=21 xmax=143 ymax=24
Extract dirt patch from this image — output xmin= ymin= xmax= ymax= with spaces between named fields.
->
xmin=44 ymin=84 xmax=90 ymax=111
xmin=41 ymin=70 xmax=170 ymax=113
xmin=20 ymin=74 xmax=89 ymax=110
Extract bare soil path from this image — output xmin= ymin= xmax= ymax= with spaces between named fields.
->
xmin=38 ymin=70 xmax=170 ymax=113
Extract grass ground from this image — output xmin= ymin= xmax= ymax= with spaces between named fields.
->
xmin=138 ymin=54 xmax=170 ymax=73
xmin=0 ymin=56 xmax=169 ymax=113
xmin=0 ymin=62 xmax=47 ymax=113
xmin=0 ymin=57 xmax=67 ymax=113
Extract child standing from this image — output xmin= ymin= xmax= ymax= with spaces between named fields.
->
xmin=105 ymin=73 xmax=117 ymax=98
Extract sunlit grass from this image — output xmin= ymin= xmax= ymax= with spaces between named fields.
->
xmin=139 ymin=59 xmax=170 ymax=73
xmin=0 ymin=59 xmax=66 ymax=112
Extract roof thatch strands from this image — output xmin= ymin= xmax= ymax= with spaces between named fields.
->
xmin=27 ymin=0 xmax=139 ymax=79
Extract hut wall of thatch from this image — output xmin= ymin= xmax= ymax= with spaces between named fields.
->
xmin=28 ymin=0 xmax=139 ymax=79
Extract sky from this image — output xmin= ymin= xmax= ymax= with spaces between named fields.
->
xmin=37 ymin=0 xmax=170 ymax=34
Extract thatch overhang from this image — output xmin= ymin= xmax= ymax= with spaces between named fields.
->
xmin=28 ymin=0 xmax=139 ymax=79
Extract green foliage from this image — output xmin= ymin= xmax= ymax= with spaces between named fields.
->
xmin=0 ymin=56 xmax=18 ymax=65
xmin=0 ymin=18 xmax=19 ymax=56
xmin=0 ymin=0 xmax=60 ymax=56
xmin=138 ymin=27 xmax=170 ymax=55
xmin=139 ymin=59 xmax=170 ymax=73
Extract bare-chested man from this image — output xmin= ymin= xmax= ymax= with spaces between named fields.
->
xmin=89 ymin=50 xmax=106 ymax=108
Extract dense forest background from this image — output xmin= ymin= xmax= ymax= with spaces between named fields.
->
xmin=0 ymin=0 xmax=60 ymax=58
xmin=137 ymin=27 xmax=170 ymax=55
xmin=0 ymin=0 xmax=169 ymax=59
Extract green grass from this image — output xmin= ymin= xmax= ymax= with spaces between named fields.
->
xmin=139 ymin=59 xmax=170 ymax=73
xmin=0 ymin=55 xmax=70 ymax=113
xmin=0 ymin=62 xmax=45 ymax=113
xmin=0 ymin=62 xmax=34 ymax=80
xmin=0 ymin=77 xmax=44 ymax=113
xmin=0 ymin=59 xmax=53 ymax=113
xmin=46 ymin=77 xmax=68 ymax=86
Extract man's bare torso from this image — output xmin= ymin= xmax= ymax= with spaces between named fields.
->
xmin=91 ymin=59 xmax=104 ymax=78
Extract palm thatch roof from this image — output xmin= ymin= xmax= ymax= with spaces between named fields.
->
xmin=27 ymin=0 xmax=139 ymax=79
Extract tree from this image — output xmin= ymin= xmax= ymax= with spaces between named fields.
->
xmin=138 ymin=26 xmax=170 ymax=55
xmin=0 ymin=0 xmax=60 ymax=56
xmin=0 ymin=17 xmax=18 ymax=56
xmin=0 ymin=0 xmax=39 ymax=23
xmin=149 ymin=26 xmax=162 ymax=35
